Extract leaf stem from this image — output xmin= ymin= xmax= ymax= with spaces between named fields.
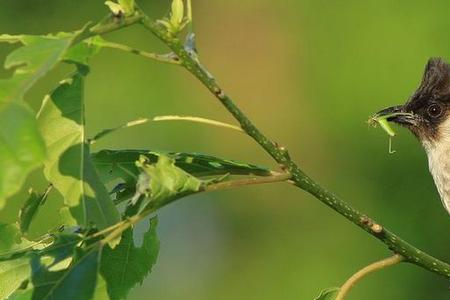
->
xmin=152 ymin=115 xmax=244 ymax=132
xmin=138 ymin=12 xmax=450 ymax=278
xmin=97 ymin=40 xmax=181 ymax=65
xmin=335 ymin=255 xmax=403 ymax=300
xmin=204 ymin=172 xmax=291 ymax=192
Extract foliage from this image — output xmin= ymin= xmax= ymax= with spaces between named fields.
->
xmin=314 ymin=288 xmax=339 ymax=300
xmin=0 ymin=1 xmax=274 ymax=298
xmin=1 ymin=1 xmax=448 ymax=299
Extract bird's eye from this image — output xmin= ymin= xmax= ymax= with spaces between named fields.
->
xmin=427 ymin=103 xmax=443 ymax=118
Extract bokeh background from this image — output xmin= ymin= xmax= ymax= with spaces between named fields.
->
xmin=2 ymin=0 xmax=450 ymax=299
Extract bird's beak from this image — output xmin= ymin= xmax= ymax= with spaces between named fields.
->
xmin=373 ymin=105 xmax=416 ymax=126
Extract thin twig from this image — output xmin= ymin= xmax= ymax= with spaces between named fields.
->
xmin=88 ymin=115 xmax=243 ymax=144
xmin=204 ymin=172 xmax=291 ymax=192
xmin=335 ymin=255 xmax=403 ymax=300
xmin=153 ymin=115 xmax=244 ymax=132
xmin=97 ymin=40 xmax=181 ymax=65
xmin=138 ymin=12 xmax=450 ymax=278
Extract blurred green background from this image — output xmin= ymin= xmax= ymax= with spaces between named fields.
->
xmin=2 ymin=0 xmax=450 ymax=299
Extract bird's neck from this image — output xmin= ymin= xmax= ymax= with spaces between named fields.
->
xmin=422 ymin=132 xmax=450 ymax=214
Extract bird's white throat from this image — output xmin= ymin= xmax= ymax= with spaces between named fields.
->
xmin=422 ymin=118 xmax=450 ymax=215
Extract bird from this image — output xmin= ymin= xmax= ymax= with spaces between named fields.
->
xmin=374 ymin=58 xmax=450 ymax=214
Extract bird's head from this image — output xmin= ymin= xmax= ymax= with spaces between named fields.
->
xmin=374 ymin=58 xmax=450 ymax=146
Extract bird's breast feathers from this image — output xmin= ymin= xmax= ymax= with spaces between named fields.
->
xmin=423 ymin=117 xmax=450 ymax=214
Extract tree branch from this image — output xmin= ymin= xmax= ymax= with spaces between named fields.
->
xmin=335 ymin=254 xmax=403 ymax=300
xmin=138 ymin=13 xmax=450 ymax=278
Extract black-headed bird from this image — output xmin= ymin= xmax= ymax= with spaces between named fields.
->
xmin=374 ymin=58 xmax=450 ymax=214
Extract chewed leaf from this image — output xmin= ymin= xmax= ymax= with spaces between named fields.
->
xmin=133 ymin=154 xmax=202 ymax=211
xmin=92 ymin=149 xmax=271 ymax=186
xmin=19 ymin=187 xmax=51 ymax=234
xmin=31 ymin=248 xmax=100 ymax=300
xmin=100 ymin=217 xmax=159 ymax=300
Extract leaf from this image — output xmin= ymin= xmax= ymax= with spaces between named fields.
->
xmin=34 ymin=233 xmax=82 ymax=265
xmin=92 ymin=149 xmax=270 ymax=185
xmin=133 ymin=154 xmax=202 ymax=210
xmin=0 ymin=34 xmax=73 ymax=104
xmin=0 ymin=32 xmax=92 ymax=206
xmin=170 ymin=0 xmax=184 ymax=28
xmin=118 ymin=0 xmax=135 ymax=16
xmin=314 ymin=287 xmax=340 ymax=300
xmin=37 ymin=71 xmax=120 ymax=229
xmin=19 ymin=187 xmax=51 ymax=234
xmin=92 ymin=275 xmax=109 ymax=300
xmin=100 ymin=217 xmax=159 ymax=300
xmin=64 ymin=36 xmax=105 ymax=65
xmin=31 ymin=248 xmax=100 ymax=300
xmin=0 ymin=103 xmax=46 ymax=208
xmin=105 ymin=1 xmax=124 ymax=15
xmin=0 ymin=223 xmax=35 ymax=260
xmin=8 ymin=288 xmax=33 ymax=300
xmin=0 ymin=256 xmax=31 ymax=299
xmin=89 ymin=117 xmax=149 ymax=144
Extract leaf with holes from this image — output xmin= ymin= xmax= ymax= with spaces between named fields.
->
xmin=92 ymin=149 xmax=270 ymax=184
xmin=133 ymin=154 xmax=203 ymax=211
xmin=100 ymin=217 xmax=159 ymax=300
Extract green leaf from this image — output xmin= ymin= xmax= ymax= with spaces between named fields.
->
xmin=64 ymin=36 xmax=105 ymax=65
xmin=92 ymin=275 xmax=109 ymax=300
xmin=101 ymin=217 xmax=159 ymax=300
xmin=34 ymin=233 xmax=82 ymax=265
xmin=314 ymin=287 xmax=340 ymax=300
xmin=19 ymin=187 xmax=50 ymax=235
xmin=92 ymin=149 xmax=270 ymax=185
xmin=0 ymin=103 xmax=46 ymax=208
xmin=37 ymin=71 xmax=120 ymax=229
xmin=31 ymin=248 xmax=100 ymax=300
xmin=0 ymin=34 xmax=73 ymax=104
xmin=0 ymin=256 xmax=31 ymax=299
xmin=118 ymin=0 xmax=135 ymax=15
xmin=105 ymin=1 xmax=124 ymax=15
xmin=0 ymin=223 xmax=35 ymax=260
xmin=133 ymin=154 xmax=202 ymax=210
xmin=170 ymin=0 xmax=184 ymax=29
xmin=8 ymin=288 xmax=33 ymax=300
